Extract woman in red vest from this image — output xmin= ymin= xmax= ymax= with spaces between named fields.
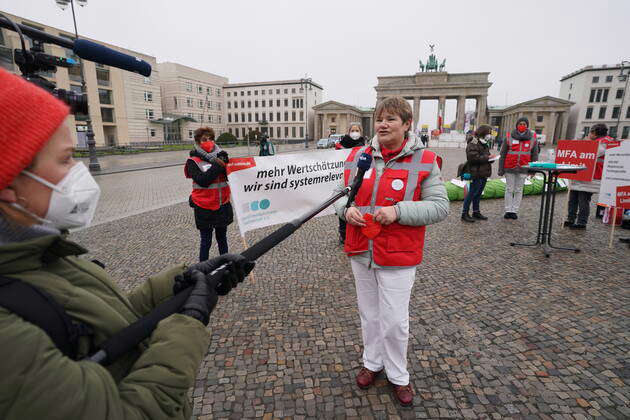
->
xmin=185 ymin=127 xmax=233 ymax=261
xmin=497 ymin=117 xmax=539 ymax=219
xmin=334 ymin=97 xmax=449 ymax=406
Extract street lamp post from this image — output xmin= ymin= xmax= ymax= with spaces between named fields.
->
xmin=56 ymin=0 xmax=101 ymax=171
xmin=615 ymin=60 xmax=630 ymax=140
xmin=300 ymin=77 xmax=312 ymax=148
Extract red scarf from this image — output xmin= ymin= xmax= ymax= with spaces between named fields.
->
xmin=380 ymin=139 xmax=408 ymax=163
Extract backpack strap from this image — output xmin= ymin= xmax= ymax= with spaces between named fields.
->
xmin=0 ymin=275 xmax=92 ymax=359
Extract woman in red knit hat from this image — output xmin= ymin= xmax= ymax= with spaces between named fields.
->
xmin=0 ymin=68 xmax=252 ymax=419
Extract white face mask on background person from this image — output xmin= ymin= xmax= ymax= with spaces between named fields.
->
xmin=11 ymin=162 xmax=101 ymax=230
xmin=484 ymin=134 xmax=493 ymax=142
xmin=349 ymin=131 xmax=361 ymax=140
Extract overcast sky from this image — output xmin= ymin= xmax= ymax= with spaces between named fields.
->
xmin=3 ymin=0 xmax=629 ymax=127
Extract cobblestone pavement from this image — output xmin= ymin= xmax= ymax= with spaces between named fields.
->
xmin=72 ymin=152 xmax=630 ymax=419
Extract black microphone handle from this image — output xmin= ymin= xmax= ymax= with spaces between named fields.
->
xmin=87 ymin=188 xmax=350 ymax=365
xmin=345 ymin=167 xmax=368 ymax=209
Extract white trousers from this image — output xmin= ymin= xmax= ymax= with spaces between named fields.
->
xmin=504 ymin=172 xmax=527 ymax=213
xmin=351 ymin=259 xmax=416 ymax=385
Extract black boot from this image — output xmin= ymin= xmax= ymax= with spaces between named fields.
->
xmin=472 ymin=212 xmax=488 ymax=220
xmin=563 ymin=220 xmax=574 ymax=227
xmin=461 ymin=213 xmax=476 ymax=223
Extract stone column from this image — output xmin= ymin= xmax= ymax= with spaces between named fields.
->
xmin=547 ymin=112 xmax=558 ymax=144
xmin=456 ymin=96 xmax=466 ymax=132
xmin=413 ymin=98 xmax=421 ymax=131
xmin=438 ymin=96 xmax=446 ymax=130
xmin=559 ymin=111 xmax=569 ymax=141
xmin=321 ymin=114 xmax=326 ymax=138
xmin=531 ymin=111 xmax=538 ymax=129
xmin=477 ymin=95 xmax=488 ymax=124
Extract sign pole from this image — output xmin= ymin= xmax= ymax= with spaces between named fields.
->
xmin=609 ymin=213 xmax=616 ymax=248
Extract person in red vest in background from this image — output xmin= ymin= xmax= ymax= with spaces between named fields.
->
xmin=185 ymin=127 xmax=233 ymax=261
xmin=333 ymin=97 xmax=449 ymax=407
xmin=497 ymin=117 xmax=539 ymax=219
xmin=564 ymin=123 xmax=619 ymax=229
xmin=335 ymin=123 xmax=366 ymax=243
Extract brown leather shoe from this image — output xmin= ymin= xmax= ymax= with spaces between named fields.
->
xmin=392 ymin=383 xmax=414 ymax=407
xmin=356 ymin=367 xmax=381 ymax=389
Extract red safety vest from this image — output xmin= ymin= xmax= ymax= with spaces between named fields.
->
xmin=343 ymin=146 xmax=437 ymax=267
xmin=594 ymin=136 xmax=620 ymax=180
xmin=504 ymin=131 xmax=537 ymax=169
xmin=184 ymin=156 xmax=231 ymax=210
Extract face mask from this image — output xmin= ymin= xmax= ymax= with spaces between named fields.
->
xmin=517 ymin=125 xmax=527 ymax=133
xmin=349 ymin=132 xmax=361 ymax=140
xmin=484 ymin=134 xmax=493 ymax=142
xmin=17 ymin=162 xmax=101 ymax=230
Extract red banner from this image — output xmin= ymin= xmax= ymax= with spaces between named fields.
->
xmin=556 ymin=140 xmax=599 ymax=181
xmin=616 ymin=185 xmax=630 ymax=209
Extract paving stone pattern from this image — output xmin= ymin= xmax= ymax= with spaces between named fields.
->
xmin=72 ymin=169 xmax=630 ymax=419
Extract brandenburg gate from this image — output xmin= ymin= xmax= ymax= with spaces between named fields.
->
xmin=374 ymin=46 xmax=492 ymax=131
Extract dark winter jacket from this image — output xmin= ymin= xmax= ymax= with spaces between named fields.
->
xmin=339 ymin=134 xmax=366 ymax=149
xmin=186 ymin=150 xmax=234 ymax=230
xmin=465 ymin=137 xmax=492 ymax=179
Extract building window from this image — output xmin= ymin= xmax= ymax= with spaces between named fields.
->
xmin=197 ymin=85 xmax=203 ymax=94
xmin=284 ymin=112 xmax=288 ymax=121
xmin=241 ymin=101 xmax=245 ymax=108
xmin=284 ymin=99 xmax=288 ymax=107
xmin=598 ymin=107 xmax=606 ymax=119
xmin=536 ymin=115 xmax=543 ymax=123
xmin=268 ymin=89 xmax=272 ymax=94
xmin=247 ymin=91 xmax=251 ymax=96
xmin=284 ymin=89 xmax=288 ymax=94
xmin=276 ymin=89 xmax=280 ymax=94
xmin=247 ymin=101 xmax=251 ymax=107
xmin=605 ymin=75 xmax=613 ymax=83
xmin=269 ymin=113 xmax=273 ymax=122
xmin=622 ymin=126 xmax=629 ymax=139
xmin=277 ymin=127 xmax=281 ymax=137
xmin=229 ymin=128 xmax=232 ymax=134
xmin=216 ymin=88 xmax=221 ymax=96
xmin=227 ymin=92 xmax=231 ymax=97
xmin=616 ymin=89 xmax=624 ymax=99
xmin=583 ymin=126 xmax=590 ymax=138
xmin=569 ymin=83 xmax=573 ymax=90
xmin=240 ymin=91 xmax=244 ymax=96
xmin=207 ymin=101 xmax=212 ymax=109
xmin=277 ymin=112 xmax=281 ymax=121
xmin=217 ymin=102 xmax=221 ymax=110
xmin=199 ymin=99 xmax=204 ymax=108
xmin=150 ymin=128 xmax=156 ymax=137
xmin=291 ymin=88 xmax=296 ymax=94
xmin=262 ymin=112 xmax=266 ymax=121
xmin=101 ymin=107 xmax=114 ymax=123
xmin=589 ymin=89 xmax=596 ymax=102
xmin=592 ymin=76 xmax=599 ymax=83
xmin=255 ymin=113 xmax=259 ymax=122
xmin=612 ymin=106 xmax=620 ymax=119
xmin=145 ymin=109 xmax=154 ymax=119
xmin=218 ymin=115 xmax=221 ymax=123
xmin=188 ymin=130 xmax=193 ymax=139
xmin=227 ymin=102 xmax=231 ymax=109
xmin=143 ymin=77 xmax=151 ymax=84
xmin=98 ymin=89 xmax=113 ymax=104
xmin=609 ymin=126 xmax=618 ymax=138
xmin=585 ymin=107 xmax=593 ymax=119
xmin=603 ymin=89 xmax=609 ymax=102
xmin=285 ymin=126 xmax=289 ymax=137
xmin=261 ymin=89 xmax=265 ymax=96
xmin=262 ymin=100 xmax=266 ymax=107
xmin=241 ymin=113 xmax=245 ymax=122
xmin=187 ymin=97 xmax=193 ymax=107
xmin=234 ymin=101 xmax=238 ymax=109
xmin=144 ymin=91 xmax=153 ymax=102
xmin=277 ymin=99 xmax=281 ymax=107
xmin=186 ymin=112 xmax=193 ymax=118
xmin=248 ymin=113 xmax=252 ymax=122
xmin=199 ymin=114 xmax=204 ymax=123
xmin=185 ymin=82 xmax=192 ymax=91
xmin=254 ymin=90 xmax=258 ymax=96
xmin=292 ymin=112 xmax=296 ymax=121
xmin=173 ymin=96 xmax=178 ymax=108
xmin=331 ymin=116 xmax=336 ymax=123
xmin=568 ymin=93 xmax=571 ymax=100
xmin=234 ymin=113 xmax=239 ymax=122
xmin=255 ymin=100 xmax=258 ymax=108
xmin=626 ymin=106 xmax=630 ymax=118
xmin=595 ymin=89 xmax=602 ymax=102
xmin=300 ymin=127 xmax=304 ymax=137
xmin=292 ymin=126 xmax=296 ymax=137
xmin=228 ymin=114 xmax=232 ymax=123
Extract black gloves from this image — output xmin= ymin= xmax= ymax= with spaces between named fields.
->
xmin=174 ymin=253 xmax=255 ymax=296
xmin=217 ymin=150 xmax=229 ymax=164
xmin=180 ymin=270 xmax=218 ymax=326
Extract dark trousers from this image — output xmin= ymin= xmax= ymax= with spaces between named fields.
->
xmin=338 ymin=218 xmax=347 ymax=242
xmin=567 ymin=190 xmax=593 ymax=225
xmin=462 ymin=178 xmax=487 ymax=214
xmin=199 ymin=226 xmax=228 ymax=262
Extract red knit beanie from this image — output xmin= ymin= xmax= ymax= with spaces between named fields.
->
xmin=0 ymin=68 xmax=69 ymax=190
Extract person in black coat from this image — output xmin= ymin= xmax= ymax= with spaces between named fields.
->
xmin=185 ymin=127 xmax=234 ymax=261
xmin=335 ymin=123 xmax=366 ymax=244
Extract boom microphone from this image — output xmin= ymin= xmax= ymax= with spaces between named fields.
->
xmin=345 ymin=153 xmax=373 ymax=208
xmin=73 ymin=39 xmax=152 ymax=77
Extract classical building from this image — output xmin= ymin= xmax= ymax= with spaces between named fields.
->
xmin=157 ymin=62 xmax=227 ymax=142
xmin=374 ymin=46 xmax=491 ymax=132
xmin=559 ymin=64 xmax=630 ymax=140
xmin=488 ymin=96 xmax=573 ymax=144
xmin=312 ymin=101 xmax=374 ymax=139
xmin=223 ymin=79 xmax=323 ymax=141
xmin=0 ymin=11 xmax=164 ymax=147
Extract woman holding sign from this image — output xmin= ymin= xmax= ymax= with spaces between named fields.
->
xmin=334 ymin=97 xmax=449 ymax=407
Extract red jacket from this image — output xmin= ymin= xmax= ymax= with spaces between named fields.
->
xmin=184 ymin=156 xmax=230 ymax=210
xmin=343 ymin=146 xmax=437 ymax=267
xmin=594 ymin=136 xmax=620 ymax=180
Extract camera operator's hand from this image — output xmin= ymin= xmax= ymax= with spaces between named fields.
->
xmin=180 ymin=270 xmax=218 ymax=326
xmin=217 ymin=150 xmax=229 ymax=164
xmin=179 ymin=254 xmax=255 ymax=296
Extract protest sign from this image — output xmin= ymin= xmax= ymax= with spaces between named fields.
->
xmin=616 ymin=185 xmax=630 ymax=208
xmin=598 ymin=140 xmax=630 ymax=207
xmin=227 ymin=149 xmax=352 ymax=235
xmin=555 ymin=140 xmax=598 ymax=181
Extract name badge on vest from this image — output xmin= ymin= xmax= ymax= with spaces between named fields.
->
xmin=512 ymin=139 xmax=519 ymax=146
xmin=200 ymin=162 xmax=212 ymax=172
xmin=391 ymin=179 xmax=404 ymax=191
xmin=363 ymin=168 xmax=373 ymax=179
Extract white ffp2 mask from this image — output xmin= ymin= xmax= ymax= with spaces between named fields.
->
xmin=349 ymin=132 xmax=361 ymax=140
